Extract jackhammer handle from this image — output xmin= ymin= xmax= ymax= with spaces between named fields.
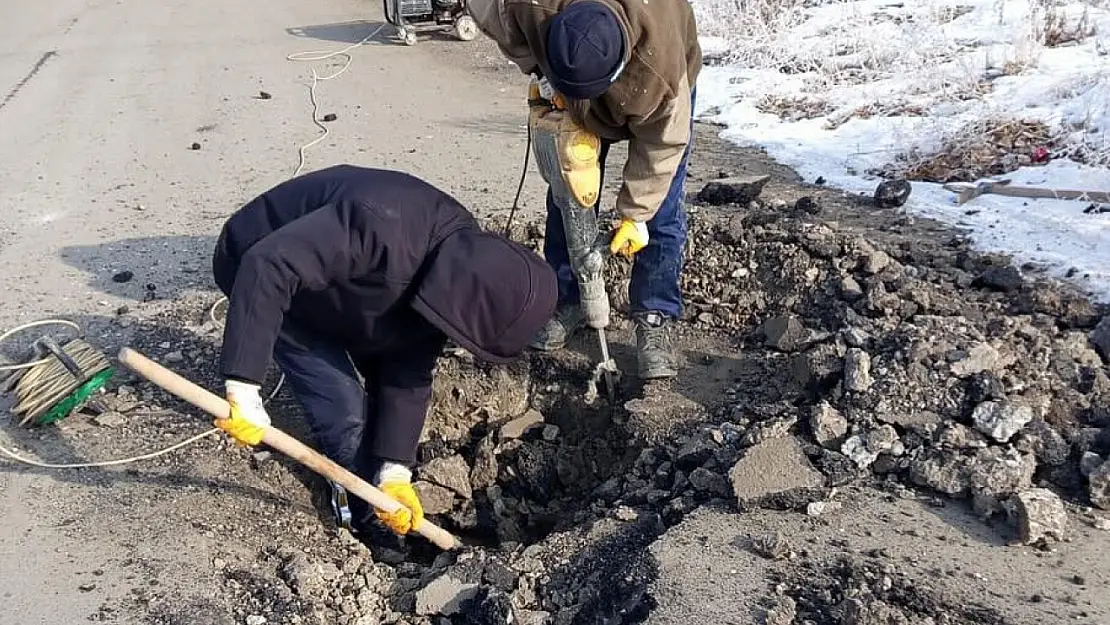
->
xmin=115 ymin=347 xmax=460 ymax=552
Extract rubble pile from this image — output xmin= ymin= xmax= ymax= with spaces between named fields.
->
xmin=129 ymin=186 xmax=1109 ymax=624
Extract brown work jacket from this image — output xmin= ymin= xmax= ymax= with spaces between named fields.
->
xmin=468 ymin=0 xmax=702 ymax=222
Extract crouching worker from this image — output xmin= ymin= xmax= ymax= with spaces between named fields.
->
xmin=211 ymin=165 xmax=557 ymax=536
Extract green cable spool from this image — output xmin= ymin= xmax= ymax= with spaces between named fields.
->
xmin=3 ymin=327 xmax=118 ymax=427
xmin=36 ymin=366 xmax=115 ymax=426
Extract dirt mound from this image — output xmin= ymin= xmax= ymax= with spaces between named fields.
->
xmin=43 ymin=165 xmax=1110 ymax=625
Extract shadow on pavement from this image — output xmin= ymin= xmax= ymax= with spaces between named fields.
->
xmin=285 ymin=19 xmax=463 ymax=45
xmin=59 ymin=234 xmax=217 ymax=301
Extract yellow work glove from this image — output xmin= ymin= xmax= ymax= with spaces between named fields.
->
xmin=216 ymin=380 xmax=271 ymax=447
xmin=374 ymin=462 xmax=424 ymax=535
xmin=610 ymin=219 xmax=650 ymax=258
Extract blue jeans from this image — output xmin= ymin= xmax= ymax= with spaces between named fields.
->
xmin=543 ymin=87 xmax=696 ymax=319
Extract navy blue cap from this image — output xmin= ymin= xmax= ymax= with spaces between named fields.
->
xmin=544 ymin=1 xmax=626 ymax=100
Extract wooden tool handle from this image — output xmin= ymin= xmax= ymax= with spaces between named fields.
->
xmin=116 ymin=347 xmax=460 ymax=551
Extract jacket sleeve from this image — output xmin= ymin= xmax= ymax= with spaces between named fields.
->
xmin=466 ymin=0 xmax=540 ymax=75
xmin=365 ymin=333 xmax=448 ymax=465
xmin=616 ymin=77 xmax=694 ymax=223
xmin=220 ymin=202 xmax=363 ymax=384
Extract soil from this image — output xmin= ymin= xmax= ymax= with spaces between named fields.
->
xmin=2 ymin=2 xmax=1110 ymax=625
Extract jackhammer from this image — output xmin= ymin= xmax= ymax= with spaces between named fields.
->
xmin=527 ymin=83 xmax=619 ymax=400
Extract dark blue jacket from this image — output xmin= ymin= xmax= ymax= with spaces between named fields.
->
xmin=212 ymin=165 xmax=556 ymax=462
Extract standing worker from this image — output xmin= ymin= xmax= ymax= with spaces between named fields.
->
xmin=210 ymin=165 xmax=557 ymax=537
xmin=467 ymin=0 xmax=701 ymax=379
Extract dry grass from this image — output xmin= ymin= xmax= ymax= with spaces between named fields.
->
xmin=756 ymin=94 xmax=834 ymax=120
xmin=822 ymin=101 xmax=927 ymax=130
xmin=695 ymin=0 xmax=1110 ymax=172
xmin=873 ymin=118 xmax=1056 ymax=182
xmin=1035 ymin=0 xmax=1098 ymax=46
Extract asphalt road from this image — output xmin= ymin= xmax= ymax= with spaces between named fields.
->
xmin=0 ymin=0 xmax=543 ymax=621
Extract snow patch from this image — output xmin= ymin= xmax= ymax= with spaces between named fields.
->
xmin=691 ymin=0 xmax=1110 ymax=301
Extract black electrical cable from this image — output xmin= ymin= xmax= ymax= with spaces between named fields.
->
xmin=502 ymin=117 xmax=532 ymax=239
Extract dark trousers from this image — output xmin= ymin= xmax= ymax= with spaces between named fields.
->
xmin=271 ymin=328 xmax=380 ymax=478
xmin=270 ymin=327 xmax=380 ymax=523
xmin=543 ymin=87 xmax=697 ymax=319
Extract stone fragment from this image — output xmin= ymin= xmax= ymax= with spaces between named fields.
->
xmin=936 ymin=422 xmax=988 ymax=450
xmin=246 ymin=616 xmax=267 ymax=625
xmin=840 ymin=277 xmax=864 ymax=301
xmin=688 ymin=467 xmax=731 ymax=497
xmin=469 ymin=435 xmax=498 ymax=490
xmin=516 ymin=611 xmax=552 ymax=625
xmin=910 ymin=453 xmax=970 ymax=496
xmin=1014 ymin=420 xmax=1070 ymax=466
xmin=761 ymin=315 xmax=809 ymax=352
xmin=413 ymin=481 xmax=456 ymax=516
xmin=460 ymin=588 xmax=514 ymax=625
xmin=861 ymin=250 xmax=892 ymax=275
xmin=1091 ymin=316 xmax=1110 ymax=362
xmin=420 ymin=455 xmax=473 ymax=499
xmin=791 ymin=344 xmax=844 ymax=388
xmin=842 ymin=598 xmax=911 ymax=625
xmin=876 ymin=409 xmax=943 ymax=431
xmin=874 ymin=179 xmax=911 ymax=208
xmin=1014 ymin=488 xmax=1068 ymax=545
xmin=867 ymin=425 xmax=901 ymax=455
xmin=750 ymin=533 xmax=794 ymax=560
xmin=843 ymin=348 xmax=873 ymax=392
xmin=741 ymin=415 xmax=797 ymax=447
xmin=841 ymin=435 xmax=878 ymax=469
xmin=729 ymin=436 xmax=826 ymax=506
xmin=973 ymin=266 xmax=1023 ymax=292
xmin=810 ymin=401 xmax=848 ymax=448
xmin=482 ymin=559 xmax=518 ymax=592
xmin=758 ymin=595 xmax=797 ymax=625
xmin=806 ymin=501 xmax=843 ymax=517
xmin=950 ymin=343 xmax=1014 ymax=378
xmin=695 ymin=175 xmax=770 ymax=206
xmin=972 ymin=400 xmax=1034 ymax=443
xmin=965 ymin=372 xmax=1006 ymax=403
xmin=969 ymin=447 xmax=1036 ymax=517
xmin=1080 ymin=452 xmax=1104 ymax=477
xmin=499 ymin=410 xmax=545 ymax=440
xmin=92 ymin=412 xmax=127 ymax=427
xmin=1090 ymin=460 xmax=1110 ymax=510
xmin=281 ymin=553 xmax=325 ymax=597
xmin=415 ymin=575 xmax=480 ymax=616
xmin=675 ymin=433 xmax=720 ymax=470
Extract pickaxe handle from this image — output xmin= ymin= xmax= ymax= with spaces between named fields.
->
xmin=116 ymin=347 xmax=460 ymax=551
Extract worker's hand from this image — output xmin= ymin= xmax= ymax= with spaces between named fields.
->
xmin=610 ymin=219 xmax=650 ymax=258
xmin=374 ymin=462 xmax=424 ymax=535
xmin=216 ymin=379 xmax=271 ymax=447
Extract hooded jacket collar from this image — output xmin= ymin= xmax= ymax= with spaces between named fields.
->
xmin=410 ymin=228 xmax=557 ymax=364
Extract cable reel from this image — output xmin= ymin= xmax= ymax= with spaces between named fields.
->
xmin=1 ymin=320 xmax=115 ymax=427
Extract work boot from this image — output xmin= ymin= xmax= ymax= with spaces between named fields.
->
xmin=529 ymin=303 xmax=586 ymax=351
xmin=634 ymin=311 xmax=678 ymax=379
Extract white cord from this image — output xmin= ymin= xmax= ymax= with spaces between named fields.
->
xmin=0 ymin=29 xmax=384 ymax=471
xmin=0 ymin=429 xmax=220 ymax=469
xmin=284 ymin=24 xmax=386 ymax=177
xmin=0 ymin=319 xmax=81 ymax=372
